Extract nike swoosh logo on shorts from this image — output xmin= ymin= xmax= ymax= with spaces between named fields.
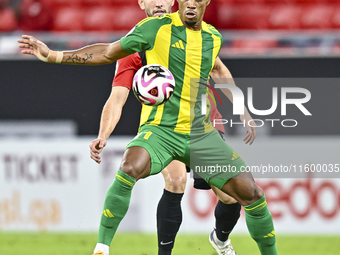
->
xmin=222 ymin=230 xmax=231 ymax=234
xmin=160 ymin=241 xmax=173 ymax=245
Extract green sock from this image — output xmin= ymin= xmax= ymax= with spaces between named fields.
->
xmin=97 ymin=170 xmax=136 ymax=246
xmin=244 ymin=195 xmax=278 ymax=255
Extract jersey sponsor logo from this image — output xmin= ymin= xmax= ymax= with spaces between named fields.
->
xmin=171 ymin=40 xmax=185 ymax=50
xmin=102 ymin=209 xmax=114 ymax=218
xmin=263 ymin=230 xmax=276 ymax=238
xmin=160 ymin=241 xmax=173 ymax=245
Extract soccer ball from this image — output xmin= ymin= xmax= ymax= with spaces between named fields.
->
xmin=132 ymin=64 xmax=175 ymax=106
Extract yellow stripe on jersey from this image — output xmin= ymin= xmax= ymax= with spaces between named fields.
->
xmin=172 ymin=12 xmax=184 ymax=26
xmin=149 ymin=103 xmax=165 ymax=126
xmin=175 ymin=29 xmax=202 ymax=133
xmin=139 ymin=105 xmax=153 ymax=131
xmin=146 ymin=24 xmax=172 ymax=66
xmin=203 ymin=87 xmax=214 ymax=133
xmin=142 ymin=24 xmax=172 ymax=127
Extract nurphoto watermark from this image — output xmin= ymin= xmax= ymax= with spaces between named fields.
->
xmin=201 ymin=84 xmax=312 ymax=128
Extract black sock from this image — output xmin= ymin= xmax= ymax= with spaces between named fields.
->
xmin=157 ymin=189 xmax=184 ymax=255
xmin=214 ymin=201 xmax=241 ymax=241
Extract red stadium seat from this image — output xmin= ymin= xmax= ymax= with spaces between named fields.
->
xmin=83 ymin=7 xmax=115 ymax=31
xmin=215 ymin=0 xmax=235 ymax=4
xmin=18 ymin=0 xmax=54 ymax=31
xmin=53 ymin=7 xmax=85 ymax=31
xmin=268 ymin=5 xmax=302 ymax=29
xmin=44 ymin=0 xmax=82 ymax=8
xmin=111 ymin=0 xmax=135 ymax=5
xmin=111 ymin=5 xmax=147 ymax=31
xmin=232 ymin=4 xmax=271 ymax=29
xmin=300 ymin=4 xmax=334 ymax=29
xmin=0 ymin=7 xmax=18 ymax=32
xmin=332 ymin=5 xmax=340 ymax=28
xmin=234 ymin=0 xmax=265 ymax=4
xmin=81 ymin=0 xmax=112 ymax=6
xmin=264 ymin=0 xmax=298 ymax=4
xmin=217 ymin=4 xmax=237 ymax=29
xmin=296 ymin=0 xmax=333 ymax=4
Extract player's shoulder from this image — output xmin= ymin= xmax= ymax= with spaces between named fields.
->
xmin=136 ymin=13 xmax=174 ymax=28
xmin=202 ymin=21 xmax=223 ymax=38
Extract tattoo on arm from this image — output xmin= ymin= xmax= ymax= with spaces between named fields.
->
xmin=66 ymin=53 xmax=93 ymax=64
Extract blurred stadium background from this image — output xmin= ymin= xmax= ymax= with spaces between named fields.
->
xmin=1 ymin=0 xmax=340 ymax=254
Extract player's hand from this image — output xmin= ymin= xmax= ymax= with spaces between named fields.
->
xmin=18 ymin=35 xmax=50 ymax=61
xmin=240 ymin=114 xmax=256 ymax=145
xmin=89 ymin=138 xmax=107 ymax=164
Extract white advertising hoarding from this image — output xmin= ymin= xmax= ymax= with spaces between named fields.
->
xmin=0 ymin=136 xmax=339 ymax=234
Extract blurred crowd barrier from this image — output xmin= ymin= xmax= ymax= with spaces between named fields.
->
xmin=2 ymin=31 xmax=340 ymax=58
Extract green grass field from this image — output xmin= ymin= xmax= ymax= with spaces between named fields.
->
xmin=0 ymin=232 xmax=339 ymax=255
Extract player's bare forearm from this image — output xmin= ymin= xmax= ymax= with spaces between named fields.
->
xmin=211 ymin=56 xmax=236 ymax=103
xmin=62 ymin=42 xmax=130 ymax=65
xmin=212 ymin=56 xmax=257 ymax=144
xmin=98 ymin=87 xmax=129 ymax=140
xmin=18 ymin=35 xmax=130 ymax=65
xmin=98 ymin=104 xmax=122 ymax=140
xmin=62 ymin=44 xmax=111 ymax=65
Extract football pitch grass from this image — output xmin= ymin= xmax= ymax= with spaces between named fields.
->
xmin=0 ymin=232 xmax=339 ymax=255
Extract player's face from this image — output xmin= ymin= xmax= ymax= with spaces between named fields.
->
xmin=138 ymin=0 xmax=174 ymax=18
xmin=177 ymin=0 xmax=211 ymax=30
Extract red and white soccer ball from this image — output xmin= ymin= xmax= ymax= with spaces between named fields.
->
xmin=132 ymin=64 xmax=176 ymax=106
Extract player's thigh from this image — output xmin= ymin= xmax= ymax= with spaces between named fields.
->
xmin=190 ymin=129 xmax=246 ymax=187
xmin=127 ymin=125 xmax=186 ymax=176
xmin=210 ymin=185 xmax=237 ymax=204
xmin=161 ymin=160 xmax=187 ymax=193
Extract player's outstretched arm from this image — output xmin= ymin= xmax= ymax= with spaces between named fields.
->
xmin=89 ymin=86 xmax=130 ymax=164
xmin=18 ymin=35 xmax=130 ymax=65
xmin=211 ymin=57 xmax=257 ymax=145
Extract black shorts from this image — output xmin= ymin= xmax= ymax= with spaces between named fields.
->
xmin=186 ymin=166 xmax=211 ymax=190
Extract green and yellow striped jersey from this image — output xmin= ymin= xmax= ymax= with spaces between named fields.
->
xmin=120 ymin=11 xmax=223 ymax=134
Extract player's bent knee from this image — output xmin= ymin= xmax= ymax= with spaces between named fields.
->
xmin=119 ymin=161 xmax=136 ymax=177
xmin=119 ymin=161 xmax=147 ymax=180
xmin=240 ymin=182 xmax=264 ymax=205
xmin=219 ymin=195 xmax=238 ymax=204
xmin=211 ymin=185 xmax=237 ymax=204
xmin=119 ymin=147 xmax=152 ymax=180
xmin=164 ymin=176 xmax=186 ymax=193
xmin=223 ymin=175 xmax=264 ymax=206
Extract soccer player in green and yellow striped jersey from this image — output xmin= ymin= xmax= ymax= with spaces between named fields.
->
xmin=18 ymin=1 xmax=279 ymax=255
xmin=120 ymin=11 xmax=222 ymax=134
